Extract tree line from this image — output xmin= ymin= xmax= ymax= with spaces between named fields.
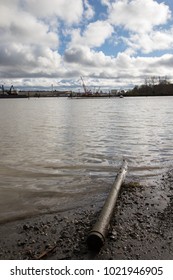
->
xmin=125 ymin=76 xmax=173 ymax=96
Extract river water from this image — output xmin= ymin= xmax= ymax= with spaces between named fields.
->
xmin=0 ymin=96 xmax=173 ymax=223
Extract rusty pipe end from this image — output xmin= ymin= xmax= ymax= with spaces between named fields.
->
xmin=87 ymin=231 xmax=105 ymax=251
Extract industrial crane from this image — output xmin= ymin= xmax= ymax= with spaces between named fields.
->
xmin=1 ymin=85 xmax=18 ymax=95
xmin=80 ymin=76 xmax=93 ymax=96
xmin=80 ymin=76 xmax=87 ymax=94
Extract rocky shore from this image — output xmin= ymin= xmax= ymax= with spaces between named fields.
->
xmin=0 ymin=170 xmax=172 ymax=260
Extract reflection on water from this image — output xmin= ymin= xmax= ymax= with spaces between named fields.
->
xmin=0 ymin=97 xmax=173 ymax=222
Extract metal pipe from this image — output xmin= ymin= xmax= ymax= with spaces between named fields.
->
xmin=87 ymin=160 xmax=128 ymax=251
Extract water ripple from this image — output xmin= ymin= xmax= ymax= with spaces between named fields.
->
xmin=0 ymin=97 xmax=173 ymax=221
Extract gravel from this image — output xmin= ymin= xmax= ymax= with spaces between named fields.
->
xmin=0 ymin=170 xmax=172 ymax=260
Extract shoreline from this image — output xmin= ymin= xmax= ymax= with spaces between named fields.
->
xmin=0 ymin=171 xmax=172 ymax=260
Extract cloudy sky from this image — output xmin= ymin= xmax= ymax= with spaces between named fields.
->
xmin=0 ymin=0 xmax=173 ymax=91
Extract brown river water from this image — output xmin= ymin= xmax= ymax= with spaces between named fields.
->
xmin=0 ymin=96 xmax=173 ymax=223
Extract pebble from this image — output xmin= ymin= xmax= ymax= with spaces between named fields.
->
xmin=23 ymin=224 xmax=30 ymax=230
xmin=0 ymin=177 xmax=173 ymax=261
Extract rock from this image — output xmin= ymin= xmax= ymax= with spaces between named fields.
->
xmin=23 ymin=224 xmax=30 ymax=230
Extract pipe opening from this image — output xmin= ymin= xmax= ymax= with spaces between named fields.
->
xmin=87 ymin=231 xmax=105 ymax=251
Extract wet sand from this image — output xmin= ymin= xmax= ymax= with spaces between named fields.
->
xmin=0 ymin=170 xmax=172 ymax=260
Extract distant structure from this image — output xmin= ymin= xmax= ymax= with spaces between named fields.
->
xmin=111 ymin=89 xmax=118 ymax=96
xmin=19 ymin=90 xmax=72 ymax=98
xmin=0 ymin=85 xmax=27 ymax=98
xmin=1 ymin=85 xmax=18 ymax=95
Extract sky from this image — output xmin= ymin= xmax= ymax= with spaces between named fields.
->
xmin=0 ymin=0 xmax=173 ymax=91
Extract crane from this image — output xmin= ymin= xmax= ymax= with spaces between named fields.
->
xmin=1 ymin=85 xmax=18 ymax=95
xmin=9 ymin=85 xmax=15 ymax=94
xmin=80 ymin=76 xmax=87 ymax=94
xmin=1 ymin=85 xmax=5 ymax=94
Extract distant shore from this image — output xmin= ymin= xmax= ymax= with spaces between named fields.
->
xmin=29 ymin=80 xmax=173 ymax=98
xmin=0 ymin=169 xmax=172 ymax=260
xmin=1 ymin=92 xmax=173 ymax=99
xmin=1 ymin=78 xmax=173 ymax=98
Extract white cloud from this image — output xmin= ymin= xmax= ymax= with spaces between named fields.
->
xmin=24 ymin=0 xmax=84 ymax=24
xmin=0 ymin=0 xmax=173 ymax=90
xmin=84 ymin=0 xmax=95 ymax=19
xmin=0 ymin=0 xmax=62 ymax=78
xmin=0 ymin=1 xmax=59 ymax=47
xmin=1 ymin=17 xmax=58 ymax=48
xmin=64 ymin=46 xmax=112 ymax=68
xmin=125 ymin=26 xmax=173 ymax=53
xmin=69 ymin=20 xmax=114 ymax=48
xmin=2 ymin=51 xmax=173 ymax=89
xmin=101 ymin=0 xmax=111 ymax=7
xmin=0 ymin=0 xmax=95 ymax=81
xmin=0 ymin=43 xmax=62 ymax=77
xmin=64 ymin=44 xmax=173 ymax=84
xmin=108 ymin=0 xmax=171 ymax=33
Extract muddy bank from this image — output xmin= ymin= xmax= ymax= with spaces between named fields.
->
xmin=0 ymin=171 xmax=172 ymax=260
